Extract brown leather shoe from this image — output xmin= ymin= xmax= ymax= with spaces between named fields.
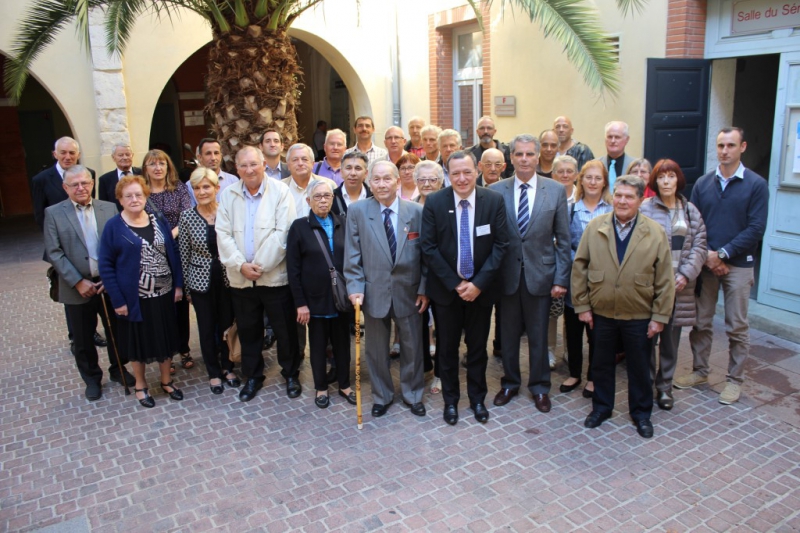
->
xmin=493 ymin=388 xmax=518 ymax=406
xmin=533 ymin=393 xmax=552 ymax=413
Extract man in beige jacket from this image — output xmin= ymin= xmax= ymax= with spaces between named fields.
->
xmin=217 ymin=145 xmax=301 ymax=402
xmin=571 ymin=175 xmax=675 ymax=438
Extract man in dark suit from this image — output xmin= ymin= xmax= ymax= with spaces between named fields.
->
xmin=490 ymin=134 xmax=572 ymax=413
xmin=345 ymin=160 xmax=429 ymax=418
xmin=98 ymin=143 xmax=141 ymax=211
xmin=421 ymin=151 xmax=509 ymax=425
xmin=598 ymin=121 xmax=636 ymax=190
xmin=43 ymin=166 xmax=134 ymax=400
xmin=260 ymin=129 xmax=292 ymax=180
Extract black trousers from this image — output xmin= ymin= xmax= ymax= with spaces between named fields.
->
xmin=435 ymin=298 xmax=492 ymax=406
xmin=590 ymin=315 xmax=653 ymax=422
xmin=421 ymin=305 xmax=439 ymax=376
xmin=65 ymin=292 xmax=127 ymax=385
xmin=175 ymin=296 xmax=191 ymax=354
xmin=308 ymin=314 xmax=351 ymax=391
xmin=564 ymin=305 xmax=594 ymax=381
xmin=191 ymin=284 xmax=234 ymax=380
xmin=231 ymin=285 xmax=300 ymax=380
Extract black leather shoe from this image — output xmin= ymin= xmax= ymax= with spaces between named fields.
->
xmin=210 ymin=380 xmax=224 ymax=395
xmin=339 ymin=390 xmax=357 ymax=405
xmin=109 ymin=369 xmax=136 ymax=387
xmin=93 ymin=331 xmax=107 ymax=347
xmin=239 ymin=377 xmax=263 ymax=402
xmin=582 ymin=387 xmax=594 ymax=399
xmin=326 ymin=367 xmax=338 ymax=385
xmin=315 ymin=394 xmax=330 ymax=409
xmin=70 ymin=341 xmax=77 ymax=357
xmin=263 ymin=333 xmax=276 ymax=350
xmin=222 ymin=371 xmax=241 ymax=388
xmin=493 ymin=388 xmax=518 ymax=406
xmin=372 ymin=401 xmax=393 ymax=417
xmin=286 ymin=377 xmax=302 ymax=398
xmin=559 ymin=379 xmax=582 ymax=393
xmin=85 ymin=382 xmax=102 ymax=401
xmin=403 ymin=401 xmax=426 ymax=417
xmin=657 ymin=390 xmax=674 ymax=411
xmin=533 ymin=393 xmax=552 ymax=413
xmin=584 ymin=410 xmax=611 ymax=428
xmin=161 ymin=381 xmax=184 ymax=401
xmin=443 ymin=404 xmax=458 ymax=425
xmin=635 ymin=418 xmax=654 ymax=439
xmin=470 ymin=403 xmax=489 ymax=423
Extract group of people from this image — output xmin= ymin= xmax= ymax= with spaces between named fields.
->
xmin=36 ymin=114 xmax=768 ymax=439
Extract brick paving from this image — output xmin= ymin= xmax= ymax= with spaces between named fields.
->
xmin=0 ymin=216 xmax=799 ymax=533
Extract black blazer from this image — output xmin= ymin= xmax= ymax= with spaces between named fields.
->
xmin=286 ymin=212 xmax=347 ymax=316
xmin=331 ymin=183 xmax=372 ymax=217
xmin=421 ymin=186 xmax=509 ymax=307
xmin=32 ymin=165 xmax=97 ymax=228
xmin=98 ymin=167 xmax=142 ymax=210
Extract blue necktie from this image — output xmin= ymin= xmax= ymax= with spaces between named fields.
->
xmin=459 ymin=199 xmax=473 ymax=279
xmin=383 ymin=208 xmax=396 ymax=264
xmin=517 ymin=183 xmax=530 ymax=235
xmin=608 ymin=159 xmax=617 ymax=188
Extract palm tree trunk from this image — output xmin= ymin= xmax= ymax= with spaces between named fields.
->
xmin=205 ymin=24 xmax=302 ymax=170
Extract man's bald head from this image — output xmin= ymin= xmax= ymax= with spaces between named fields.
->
xmin=479 ymin=148 xmax=506 ymax=185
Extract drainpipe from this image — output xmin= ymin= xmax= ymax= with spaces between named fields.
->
xmin=391 ymin=2 xmax=401 ymax=127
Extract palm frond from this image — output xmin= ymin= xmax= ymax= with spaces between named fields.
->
xmin=282 ymin=0 xmax=325 ymax=28
xmin=616 ymin=0 xmax=648 ymax=16
xmin=493 ymin=0 xmax=621 ymax=96
xmin=105 ymin=0 xmax=152 ymax=56
xmin=233 ymin=0 xmax=249 ymax=27
xmin=3 ymin=0 xmax=100 ymax=100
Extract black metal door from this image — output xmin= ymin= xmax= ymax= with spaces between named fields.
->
xmin=644 ymin=58 xmax=711 ymax=199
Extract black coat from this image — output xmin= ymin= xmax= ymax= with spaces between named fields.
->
xmin=286 ymin=212 xmax=347 ymax=316
xmin=98 ymin=167 xmax=142 ymax=210
xmin=331 ymin=182 xmax=372 ymax=217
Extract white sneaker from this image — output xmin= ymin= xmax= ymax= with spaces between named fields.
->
xmin=719 ymin=382 xmax=741 ymax=405
xmin=548 ymin=350 xmax=556 ymax=370
xmin=430 ymin=377 xmax=441 ymax=394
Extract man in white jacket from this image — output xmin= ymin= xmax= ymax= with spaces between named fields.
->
xmin=217 ymin=145 xmax=302 ymax=402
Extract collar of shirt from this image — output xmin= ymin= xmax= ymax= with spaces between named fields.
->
xmin=454 ymin=188 xmax=477 ymax=210
xmin=382 ymin=196 xmax=400 ymax=215
xmin=343 ymin=185 xmax=367 ymax=204
xmin=117 ymin=168 xmax=132 ymax=179
xmin=72 ymin=200 xmax=92 ymax=210
xmin=243 ymin=179 xmax=266 ymax=200
xmin=264 ymin=162 xmax=282 ymax=177
xmin=715 ymin=162 xmax=745 ymax=181
xmin=514 ymin=175 xmax=537 ymax=189
xmin=575 ymin=197 xmax=610 ymax=212
xmin=56 ymin=163 xmax=66 ymax=180
xmin=613 ymin=214 xmax=637 ymax=232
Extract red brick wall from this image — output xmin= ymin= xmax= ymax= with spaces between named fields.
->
xmin=666 ymin=0 xmax=707 ymax=58
xmin=429 ymin=2 xmax=491 ymax=129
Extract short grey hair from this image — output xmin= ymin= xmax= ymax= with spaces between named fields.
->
xmin=437 ymin=129 xmax=462 ymax=147
xmin=235 ymin=145 xmax=265 ymax=165
xmin=287 ymin=143 xmax=315 ymax=162
xmin=604 ymin=121 xmax=629 ymax=137
xmin=509 ymin=134 xmax=540 ymax=155
xmin=111 ymin=143 xmax=132 ymax=156
xmin=413 ymin=160 xmax=444 ymax=182
xmin=421 ymin=125 xmax=442 ymax=138
xmin=63 ymin=165 xmax=91 ymax=182
xmin=368 ymin=159 xmax=399 ymax=181
xmin=613 ymin=174 xmax=645 ymax=198
xmin=553 ymin=155 xmax=578 ymax=171
xmin=308 ymin=180 xmax=334 ymax=196
xmin=189 ymin=166 xmax=219 ymax=188
xmin=54 ymin=136 xmax=80 ymax=153
xmin=325 ymin=129 xmax=346 ymax=144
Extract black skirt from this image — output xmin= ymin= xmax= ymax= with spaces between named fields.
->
xmin=117 ymin=293 xmax=179 ymax=364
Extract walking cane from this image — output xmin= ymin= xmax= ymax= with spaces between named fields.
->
xmin=100 ymin=294 xmax=131 ymax=395
xmin=355 ymin=299 xmax=363 ymax=430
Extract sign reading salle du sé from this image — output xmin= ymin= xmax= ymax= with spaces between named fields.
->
xmin=732 ymin=0 xmax=800 ymax=34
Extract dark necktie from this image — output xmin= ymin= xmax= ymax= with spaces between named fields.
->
xmin=459 ymin=199 xmax=473 ymax=279
xmin=518 ymin=183 xmax=530 ymax=235
xmin=383 ymin=208 xmax=396 ymax=263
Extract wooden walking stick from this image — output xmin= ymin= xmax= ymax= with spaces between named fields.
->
xmin=100 ymin=294 xmax=131 ymax=395
xmin=355 ymin=299 xmax=363 ymax=430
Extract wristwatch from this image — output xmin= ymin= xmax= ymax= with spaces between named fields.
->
xmin=717 ymin=248 xmax=728 ymax=260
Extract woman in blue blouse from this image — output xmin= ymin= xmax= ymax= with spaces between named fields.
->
xmin=287 ymin=181 xmax=355 ymax=409
xmin=99 ymin=175 xmax=185 ymax=408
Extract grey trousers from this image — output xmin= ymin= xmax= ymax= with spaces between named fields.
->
xmin=651 ymin=318 xmax=682 ymax=392
xmin=689 ymin=266 xmax=754 ymax=383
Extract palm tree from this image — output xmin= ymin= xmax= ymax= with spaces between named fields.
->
xmin=4 ymin=0 xmax=645 ymax=158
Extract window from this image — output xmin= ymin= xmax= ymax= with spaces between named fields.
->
xmin=453 ymin=27 xmax=484 ymax=147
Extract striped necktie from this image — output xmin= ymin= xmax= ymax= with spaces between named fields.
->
xmin=383 ymin=208 xmax=396 ymax=263
xmin=518 ymin=183 xmax=530 ymax=235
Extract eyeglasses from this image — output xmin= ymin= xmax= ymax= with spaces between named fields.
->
xmin=385 ymin=136 xmax=404 ymax=142
xmin=311 ymin=194 xmax=333 ymax=201
xmin=122 ymin=193 xmax=145 ymax=200
xmin=416 ymin=178 xmax=440 ymax=184
xmin=65 ymin=181 xmax=93 ymax=189
xmin=399 ymin=166 xmax=416 ymax=172
xmin=146 ymin=161 xmax=167 ymax=168
xmin=582 ymin=176 xmax=604 ymax=183
xmin=482 ymin=162 xmax=505 ymax=169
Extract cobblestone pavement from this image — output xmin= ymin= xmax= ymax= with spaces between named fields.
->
xmin=1 ymin=217 xmax=799 ymax=533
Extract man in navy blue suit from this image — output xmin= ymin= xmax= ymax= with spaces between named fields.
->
xmin=98 ymin=143 xmax=140 ymax=211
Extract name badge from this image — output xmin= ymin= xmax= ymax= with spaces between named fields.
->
xmin=476 ymin=224 xmax=491 ymax=237
xmin=747 ymin=255 xmax=753 ymax=262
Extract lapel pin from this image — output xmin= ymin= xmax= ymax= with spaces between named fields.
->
xmin=404 ymin=227 xmax=408 ymax=232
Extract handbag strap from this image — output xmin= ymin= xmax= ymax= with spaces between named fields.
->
xmin=311 ymin=226 xmax=337 ymax=276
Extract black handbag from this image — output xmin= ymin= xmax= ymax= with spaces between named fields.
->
xmin=46 ymin=266 xmax=59 ymax=302
xmin=311 ymin=228 xmax=353 ymax=313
